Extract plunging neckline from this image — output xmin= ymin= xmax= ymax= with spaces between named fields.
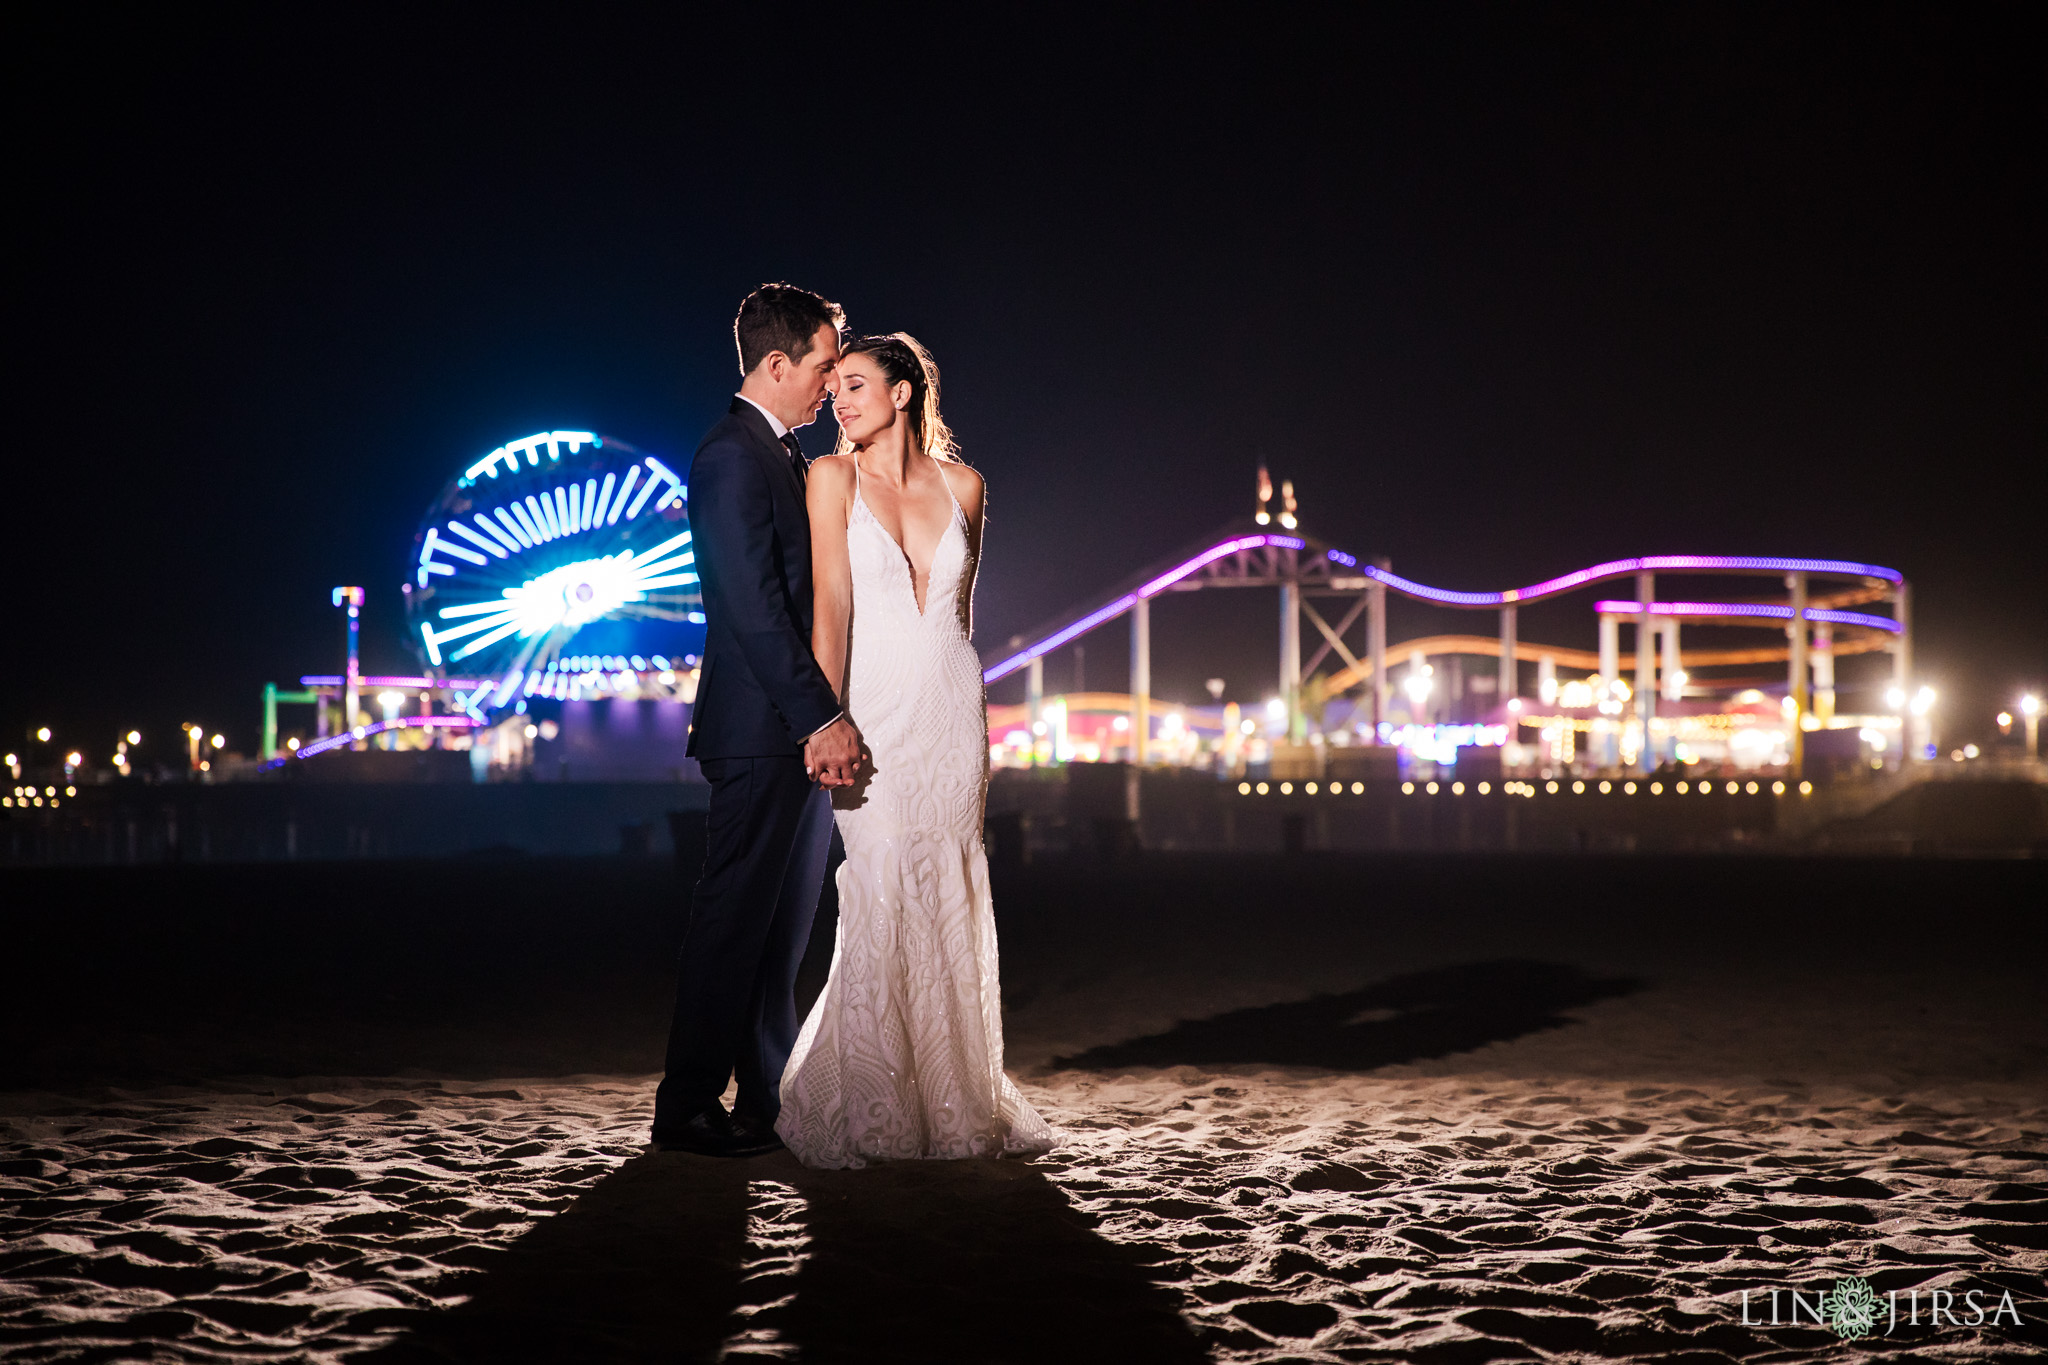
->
xmin=853 ymin=454 xmax=963 ymax=618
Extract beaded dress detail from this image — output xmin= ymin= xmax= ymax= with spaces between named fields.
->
xmin=776 ymin=460 xmax=1055 ymax=1169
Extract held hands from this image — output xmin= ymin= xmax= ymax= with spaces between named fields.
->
xmin=804 ymin=716 xmax=865 ymax=788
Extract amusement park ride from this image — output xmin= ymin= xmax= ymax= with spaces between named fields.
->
xmin=266 ymin=430 xmax=708 ymax=768
xmin=266 ymin=435 xmax=1919 ymax=781
xmin=982 ymin=467 xmax=1914 ymax=776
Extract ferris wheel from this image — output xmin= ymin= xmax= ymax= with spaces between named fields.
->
xmin=405 ymin=429 xmax=705 ymax=716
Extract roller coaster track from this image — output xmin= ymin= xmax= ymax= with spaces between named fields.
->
xmin=980 ymin=522 xmax=1903 ymax=686
xmin=1312 ymin=633 xmax=1891 ymax=692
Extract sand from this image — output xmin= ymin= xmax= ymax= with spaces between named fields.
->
xmin=2 ymin=855 xmax=2043 ymax=1362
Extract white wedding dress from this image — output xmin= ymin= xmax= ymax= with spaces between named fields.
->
xmin=776 ymin=459 xmax=1056 ymax=1169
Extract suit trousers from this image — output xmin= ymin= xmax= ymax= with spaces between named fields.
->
xmin=656 ymin=755 xmax=833 ymax=1126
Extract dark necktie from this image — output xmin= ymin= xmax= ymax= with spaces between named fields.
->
xmin=779 ymin=431 xmax=805 ymax=486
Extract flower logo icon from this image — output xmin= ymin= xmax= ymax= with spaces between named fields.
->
xmin=1819 ymin=1276 xmax=1882 ymax=1341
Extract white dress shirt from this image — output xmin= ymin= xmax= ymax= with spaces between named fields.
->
xmin=735 ymin=392 xmax=790 ymax=439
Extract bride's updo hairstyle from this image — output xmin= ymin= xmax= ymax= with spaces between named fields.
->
xmin=835 ymin=332 xmax=961 ymax=462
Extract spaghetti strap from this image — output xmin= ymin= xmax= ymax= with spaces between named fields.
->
xmin=847 ymin=457 xmax=867 ymax=530
xmin=929 ymin=451 xmax=966 ymax=525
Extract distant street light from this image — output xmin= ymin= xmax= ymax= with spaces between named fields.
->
xmin=35 ymin=727 xmax=51 ymax=743
xmin=1907 ymin=686 xmax=1936 ymax=761
xmin=126 ymin=730 xmax=141 ymax=745
xmin=374 ymin=690 xmax=408 ymax=750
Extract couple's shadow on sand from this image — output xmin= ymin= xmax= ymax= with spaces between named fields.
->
xmin=352 ymin=1152 xmax=1203 ymax=1365
xmin=355 ymin=960 xmax=1634 ymax=1363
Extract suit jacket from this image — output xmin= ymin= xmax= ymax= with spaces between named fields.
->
xmin=685 ymin=398 xmax=842 ymax=758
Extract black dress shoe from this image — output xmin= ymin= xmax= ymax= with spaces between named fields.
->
xmin=650 ymin=1107 xmax=739 ymax=1155
xmin=655 ymin=1105 xmax=782 ymax=1162
xmin=728 ymin=1111 xmax=785 ymax=1155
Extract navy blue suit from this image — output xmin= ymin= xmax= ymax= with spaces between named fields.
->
xmin=657 ymin=398 xmax=841 ymax=1129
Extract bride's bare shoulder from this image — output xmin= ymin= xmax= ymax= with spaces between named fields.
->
xmin=805 ymin=453 xmax=857 ymax=530
xmin=809 ymin=450 xmax=857 ymax=479
xmin=938 ymin=458 xmax=984 ymax=516
xmin=807 ymin=452 xmax=858 ymax=494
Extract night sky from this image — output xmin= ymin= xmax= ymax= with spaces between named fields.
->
xmin=12 ymin=8 xmax=2043 ymax=765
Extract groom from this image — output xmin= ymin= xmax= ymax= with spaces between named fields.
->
xmin=653 ymin=283 xmax=866 ymax=1157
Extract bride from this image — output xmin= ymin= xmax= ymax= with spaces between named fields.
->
xmin=775 ymin=332 xmax=1056 ymax=1169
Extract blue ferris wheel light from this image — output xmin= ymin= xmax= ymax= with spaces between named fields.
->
xmin=419 ymin=455 xmax=684 ymax=588
xmin=459 ymin=430 xmax=602 ymax=485
xmin=406 ymin=431 xmax=704 ymax=716
xmin=420 ymin=535 xmax=698 ymax=664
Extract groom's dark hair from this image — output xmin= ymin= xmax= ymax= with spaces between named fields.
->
xmin=735 ymin=283 xmax=845 ymax=376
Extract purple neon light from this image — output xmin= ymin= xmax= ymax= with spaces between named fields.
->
xmin=985 ymin=534 xmax=1312 ymax=682
xmin=300 ymin=675 xmax=487 ymax=688
xmin=1808 ymin=608 xmax=1905 ymax=631
xmin=1366 ymin=554 xmax=1900 ymax=608
xmin=982 ymin=536 xmax=1903 ymax=685
xmin=295 ymin=714 xmax=480 ymax=759
xmin=1362 ymin=565 xmax=1521 ymax=606
xmin=1643 ymin=555 xmax=1901 ymax=583
xmin=1596 ymin=599 xmax=1768 ymax=618
xmin=1592 ymin=600 xmax=1902 ymax=633
xmin=1137 ymin=535 xmax=1270 ymax=597
xmin=985 ymin=595 xmax=1139 ymax=682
